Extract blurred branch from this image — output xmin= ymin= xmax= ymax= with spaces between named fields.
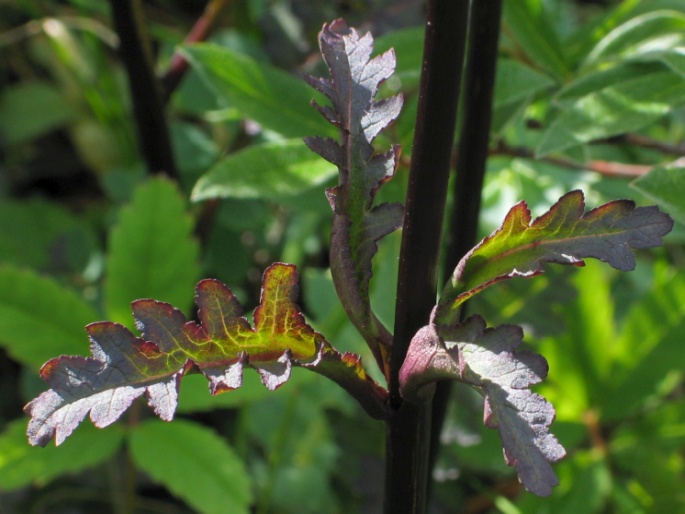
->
xmin=109 ymin=0 xmax=177 ymax=178
xmin=160 ymin=0 xmax=230 ymax=103
xmin=492 ymin=140 xmax=653 ymax=178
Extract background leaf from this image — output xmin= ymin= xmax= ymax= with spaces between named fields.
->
xmin=537 ymin=65 xmax=685 ymax=156
xmin=129 ymin=418 xmax=252 ymax=514
xmin=631 ymin=164 xmax=685 ymax=225
xmin=502 ymin=0 xmax=569 ymax=79
xmin=0 ymin=419 xmax=124 ymax=490
xmin=0 ymin=266 xmax=99 ymax=369
xmin=182 ymin=43 xmax=335 ymax=139
xmin=191 ymin=139 xmax=336 ymax=201
xmin=104 ymin=177 xmax=200 ymax=328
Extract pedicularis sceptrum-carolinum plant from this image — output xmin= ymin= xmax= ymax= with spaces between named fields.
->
xmin=23 ymin=16 xmax=674 ymax=511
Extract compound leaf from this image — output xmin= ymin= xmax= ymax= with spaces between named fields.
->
xmin=304 ymin=19 xmax=404 ymax=374
xmin=399 ymin=315 xmax=565 ymax=497
xmin=26 ymin=263 xmax=387 ymax=447
xmin=437 ymin=190 xmax=672 ymax=324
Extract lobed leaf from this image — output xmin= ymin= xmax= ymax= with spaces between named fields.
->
xmin=303 ymin=19 xmax=404 ymax=374
xmin=26 ymin=263 xmax=388 ymax=447
xmin=437 ymin=190 xmax=673 ymax=324
xmin=399 ymin=315 xmax=565 ymax=497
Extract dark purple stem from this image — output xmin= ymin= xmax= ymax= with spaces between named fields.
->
xmin=109 ymin=0 xmax=178 ymax=178
xmin=429 ymin=0 xmax=504 ymax=475
xmin=384 ymin=0 xmax=470 ymax=512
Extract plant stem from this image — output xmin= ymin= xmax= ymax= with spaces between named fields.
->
xmin=160 ymin=0 xmax=230 ymax=102
xmin=430 ymin=0 xmax=504 ymax=479
xmin=384 ymin=1 xmax=469 ymax=512
xmin=109 ymin=0 xmax=178 ymax=178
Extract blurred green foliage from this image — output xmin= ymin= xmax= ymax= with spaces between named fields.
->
xmin=0 ymin=0 xmax=684 ymax=513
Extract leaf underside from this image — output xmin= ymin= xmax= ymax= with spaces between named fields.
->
xmin=303 ymin=19 xmax=404 ymax=374
xmin=400 ymin=190 xmax=672 ymax=496
xmin=437 ymin=189 xmax=673 ymax=324
xmin=25 ymin=263 xmax=387 ymax=447
xmin=399 ymin=315 xmax=565 ymax=497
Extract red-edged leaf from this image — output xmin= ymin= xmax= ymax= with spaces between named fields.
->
xmin=437 ymin=190 xmax=673 ymax=323
xmin=25 ymin=263 xmax=388 ymax=446
xmin=304 ymin=19 xmax=404 ymax=374
xmin=399 ymin=315 xmax=565 ymax=497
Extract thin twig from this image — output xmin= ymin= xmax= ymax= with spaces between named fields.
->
xmin=492 ymin=140 xmax=653 ymax=177
xmin=160 ymin=0 xmax=230 ymax=103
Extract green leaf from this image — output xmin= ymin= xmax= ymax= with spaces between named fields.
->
xmin=399 ymin=317 xmax=565 ymax=497
xmin=129 ymin=419 xmax=251 ymax=514
xmin=601 ymin=267 xmax=685 ymax=419
xmin=660 ymin=48 xmax=685 ymax=77
xmin=304 ymin=20 xmax=404 ymax=374
xmin=0 ymin=266 xmax=99 ymax=369
xmin=537 ymin=65 xmax=685 ymax=156
xmin=494 ymin=59 xmax=555 ymax=108
xmin=503 ymin=1 xmax=569 ymax=79
xmin=0 ymin=82 xmax=74 ymax=145
xmin=25 ymin=263 xmax=387 ymax=446
xmin=631 ymin=164 xmax=685 ymax=225
xmin=105 ymin=177 xmax=200 ymax=328
xmin=437 ymin=190 xmax=672 ymax=322
xmin=181 ymin=43 xmax=334 ymax=138
xmin=0 ymin=198 xmax=97 ymax=273
xmin=0 ymin=418 xmax=123 ymax=490
xmin=583 ymin=10 xmax=685 ymax=67
xmin=191 ymin=139 xmax=337 ymax=201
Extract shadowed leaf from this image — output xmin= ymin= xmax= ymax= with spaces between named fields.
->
xmin=304 ymin=19 xmax=404 ymax=374
xmin=399 ymin=315 xmax=565 ymax=497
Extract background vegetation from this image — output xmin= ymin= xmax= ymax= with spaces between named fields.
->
xmin=1 ymin=0 xmax=685 ymax=513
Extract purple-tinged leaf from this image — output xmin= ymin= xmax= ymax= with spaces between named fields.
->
xmin=437 ymin=190 xmax=673 ymax=324
xmin=304 ymin=20 xmax=404 ymax=374
xmin=399 ymin=315 xmax=565 ymax=497
xmin=26 ymin=263 xmax=388 ymax=446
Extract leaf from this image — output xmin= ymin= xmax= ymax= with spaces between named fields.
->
xmin=537 ymin=64 xmax=685 ymax=156
xmin=631 ymin=164 xmax=685 ymax=225
xmin=181 ymin=43 xmax=335 ymax=139
xmin=105 ymin=178 xmax=200 ymax=328
xmin=437 ymin=190 xmax=673 ymax=323
xmin=0 ymin=418 xmax=124 ymax=491
xmin=191 ymin=139 xmax=337 ymax=201
xmin=303 ymin=19 xmax=404 ymax=373
xmin=0 ymin=266 xmax=100 ymax=370
xmin=374 ymin=26 xmax=424 ymax=90
xmin=503 ymin=0 xmax=569 ymax=79
xmin=494 ymin=59 xmax=555 ymax=108
xmin=25 ymin=263 xmax=387 ymax=446
xmin=0 ymin=198 xmax=97 ymax=272
xmin=399 ymin=315 xmax=565 ymax=497
xmin=583 ymin=10 xmax=685 ymax=67
xmin=129 ymin=419 xmax=251 ymax=514
xmin=0 ymin=82 xmax=75 ymax=145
